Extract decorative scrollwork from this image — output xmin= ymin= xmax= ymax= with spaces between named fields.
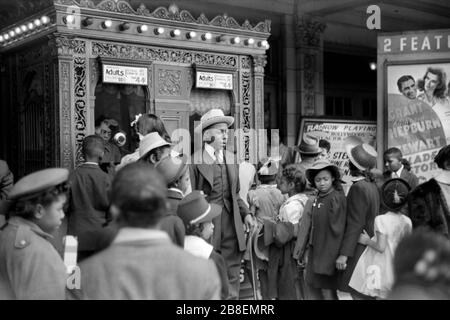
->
xmin=158 ymin=69 xmax=182 ymax=96
xmin=74 ymin=57 xmax=87 ymax=165
xmin=240 ymin=56 xmax=251 ymax=69
xmin=241 ymin=72 xmax=251 ymax=107
xmin=252 ymin=54 xmax=267 ymax=74
xmin=53 ymin=0 xmax=271 ymax=33
xmin=296 ymin=17 xmax=326 ymax=48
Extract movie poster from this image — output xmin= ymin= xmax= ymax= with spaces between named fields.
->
xmin=299 ymin=118 xmax=377 ymax=193
xmin=386 ymin=63 xmax=450 ymax=183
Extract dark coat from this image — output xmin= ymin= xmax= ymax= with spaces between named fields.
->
xmin=159 ymin=188 xmax=185 ymax=247
xmin=407 ymin=178 xmax=450 ymax=237
xmin=383 ymin=168 xmax=419 ymax=190
xmin=309 ymin=188 xmax=347 ymax=276
xmin=189 ymin=150 xmax=250 ymax=251
xmin=339 ymin=178 xmax=380 ymax=291
xmin=67 ymin=163 xmax=112 ymax=252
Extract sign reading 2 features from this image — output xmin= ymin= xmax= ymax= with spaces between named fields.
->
xmin=196 ymin=71 xmax=233 ymax=90
xmin=103 ymin=64 xmax=148 ymax=85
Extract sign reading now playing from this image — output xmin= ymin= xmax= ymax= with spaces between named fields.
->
xmin=103 ymin=64 xmax=148 ymax=85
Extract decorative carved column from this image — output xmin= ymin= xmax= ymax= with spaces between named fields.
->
xmin=252 ymin=54 xmax=267 ymax=163
xmin=49 ymin=34 xmax=75 ymax=170
xmin=295 ymin=16 xmax=326 ymax=116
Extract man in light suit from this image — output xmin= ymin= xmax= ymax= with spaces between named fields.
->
xmin=190 ymin=109 xmax=255 ymax=300
xmin=67 ymin=162 xmax=221 ymax=300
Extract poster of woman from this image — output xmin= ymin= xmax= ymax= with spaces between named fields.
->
xmin=386 ymin=63 xmax=450 ymax=182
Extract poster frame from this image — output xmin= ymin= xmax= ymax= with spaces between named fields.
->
xmin=382 ymin=58 xmax=450 ymax=150
xmin=297 ymin=116 xmax=377 ymax=147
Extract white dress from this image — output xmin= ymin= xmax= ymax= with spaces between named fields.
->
xmin=349 ymin=212 xmax=412 ymax=298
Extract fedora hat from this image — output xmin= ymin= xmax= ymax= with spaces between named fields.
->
xmin=295 ymin=134 xmax=321 ymax=155
xmin=177 ymin=190 xmax=221 ymax=226
xmin=194 ymin=109 xmax=234 ymax=133
xmin=139 ymin=132 xmax=171 ymax=159
xmin=9 ymin=168 xmax=69 ymax=201
xmin=345 ymin=138 xmax=378 ymax=171
xmin=381 ymin=178 xmax=411 ymax=211
xmin=155 ymin=154 xmax=188 ymax=185
xmin=306 ymin=159 xmax=341 ymax=184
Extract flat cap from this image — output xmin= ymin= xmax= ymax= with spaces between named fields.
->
xmin=8 ymin=168 xmax=69 ymax=201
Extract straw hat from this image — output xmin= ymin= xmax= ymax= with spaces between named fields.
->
xmin=138 ymin=132 xmax=171 ymax=159
xmin=194 ymin=109 xmax=234 ymax=133
xmin=344 ymin=136 xmax=377 ymax=171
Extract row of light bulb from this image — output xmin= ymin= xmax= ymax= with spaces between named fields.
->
xmin=0 ymin=16 xmax=50 ymax=43
xmin=63 ymin=16 xmax=270 ymax=48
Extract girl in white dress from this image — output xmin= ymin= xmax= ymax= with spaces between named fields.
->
xmin=349 ymin=178 xmax=413 ymax=299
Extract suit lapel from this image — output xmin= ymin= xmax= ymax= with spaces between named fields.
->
xmin=197 ymin=150 xmax=214 ymax=189
xmin=224 ymin=151 xmax=236 ymax=196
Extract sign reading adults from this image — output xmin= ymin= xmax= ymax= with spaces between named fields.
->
xmin=103 ymin=64 xmax=148 ymax=85
xmin=379 ymin=29 xmax=450 ymax=182
xmin=298 ymin=118 xmax=377 ymax=183
xmin=196 ymin=71 xmax=233 ymax=90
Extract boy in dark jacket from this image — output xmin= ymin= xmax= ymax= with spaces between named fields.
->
xmin=67 ymin=135 xmax=112 ymax=261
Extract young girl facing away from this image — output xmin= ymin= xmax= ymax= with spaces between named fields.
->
xmin=349 ymin=178 xmax=413 ymax=299
xmin=177 ymin=190 xmax=229 ymax=300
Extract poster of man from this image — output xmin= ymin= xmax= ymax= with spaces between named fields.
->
xmin=386 ymin=63 xmax=450 ymax=182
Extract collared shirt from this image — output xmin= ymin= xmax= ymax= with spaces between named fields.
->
xmin=84 ymin=162 xmax=99 ymax=166
xmin=113 ymin=227 xmax=170 ymax=244
xmin=391 ymin=165 xmax=404 ymax=179
xmin=205 ymin=144 xmax=223 ymax=163
xmin=168 ymin=188 xmax=184 ymax=198
xmin=184 ymin=235 xmax=213 ymax=260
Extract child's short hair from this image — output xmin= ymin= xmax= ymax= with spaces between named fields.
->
xmin=12 ymin=183 xmax=69 ymax=219
xmin=111 ymin=162 xmax=167 ymax=227
xmin=384 ymin=147 xmax=403 ymax=160
xmin=82 ymin=135 xmax=104 ymax=159
xmin=185 ymin=222 xmax=205 ymax=237
xmin=434 ymin=145 xmax=450 ymax=169
xmin=280 ymin=164 xmax=306 ymax=193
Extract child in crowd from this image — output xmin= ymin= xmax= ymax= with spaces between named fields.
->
xmin=247 ymin=158 xmax=286 ymax=299
xmin=0 ymin=168 xmax=69 ymax=299
xmin=302 ymin=160 xmax=347 ymax=300
xmin=67 ymin=135 xmax=113 ymax=262
xmin=177 ymin=190 xmax=228 ymax=299
xmin=262 ymin=164 xmax=308 ymax=300
xmin=383 ymin=147 xmax=419 ymax=190
xmin=155 ymin=154 xmax=192 ymax=247
xmin=350 ymin=178 xmax=413 ymax=299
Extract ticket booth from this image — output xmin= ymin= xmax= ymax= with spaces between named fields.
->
xmin=0 ymin=0 xmax=270 ymax=176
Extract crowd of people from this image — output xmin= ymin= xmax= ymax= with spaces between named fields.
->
xmin=0 ymin=108 xmax=450 ymax=300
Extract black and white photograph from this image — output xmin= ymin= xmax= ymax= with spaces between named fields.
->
xmin=0 ymin=0 xmax=450 ymax=308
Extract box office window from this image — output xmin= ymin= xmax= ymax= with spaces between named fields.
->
xmin=94 ymin=83 xmax=147 ymax=153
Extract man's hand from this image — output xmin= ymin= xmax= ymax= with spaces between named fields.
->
xmin=336 ymin=255 xmax=348 ymax=270
xmin=244 ymin=214 xmax=256 ymax=232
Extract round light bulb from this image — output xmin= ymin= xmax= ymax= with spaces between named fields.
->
xmin=15 ymin=27 xmax=21 ymax=34
xmin=232 ymin=37 xmax=240 ymax=44
xmin=261 ymin=40 xmax=268 ymax=47
xmin=171 ymin=29 xmax=181 ymax=37
xmin=202 ymin=32 xmax=212 ymax=40
xmin=4 ymin=34 xmax=9 ymax=40
xmin=66 ymin=15 xmax=75 ymax=24
xmin=0 ymin=35 xmax=3 ymax=42
xmin=139 ymin=24 xmax=148 ymax=33
xmin=103 ymin=20 xmax=112 ymax=28
xmin=155 ymin=27 xmax=164 ymax=35
xmin=247 ymin=38 xmax=255 ymax=45
xmin=187 ymin=31 xmax=196 ymax=39
xmin=34 ymin=19 xmax=42 ymax=27
xmin=369 ymin=62 xmax=377 ymax=70
xmin=9 ymin=30 xmax=15 ymax=37
xmin=21 ymin=25 xmax=28 ymax=32
xmin=41 ymin=16 xmax=50 ymax=24
xmin=27 ymin=22 xmax=34 ymax=30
